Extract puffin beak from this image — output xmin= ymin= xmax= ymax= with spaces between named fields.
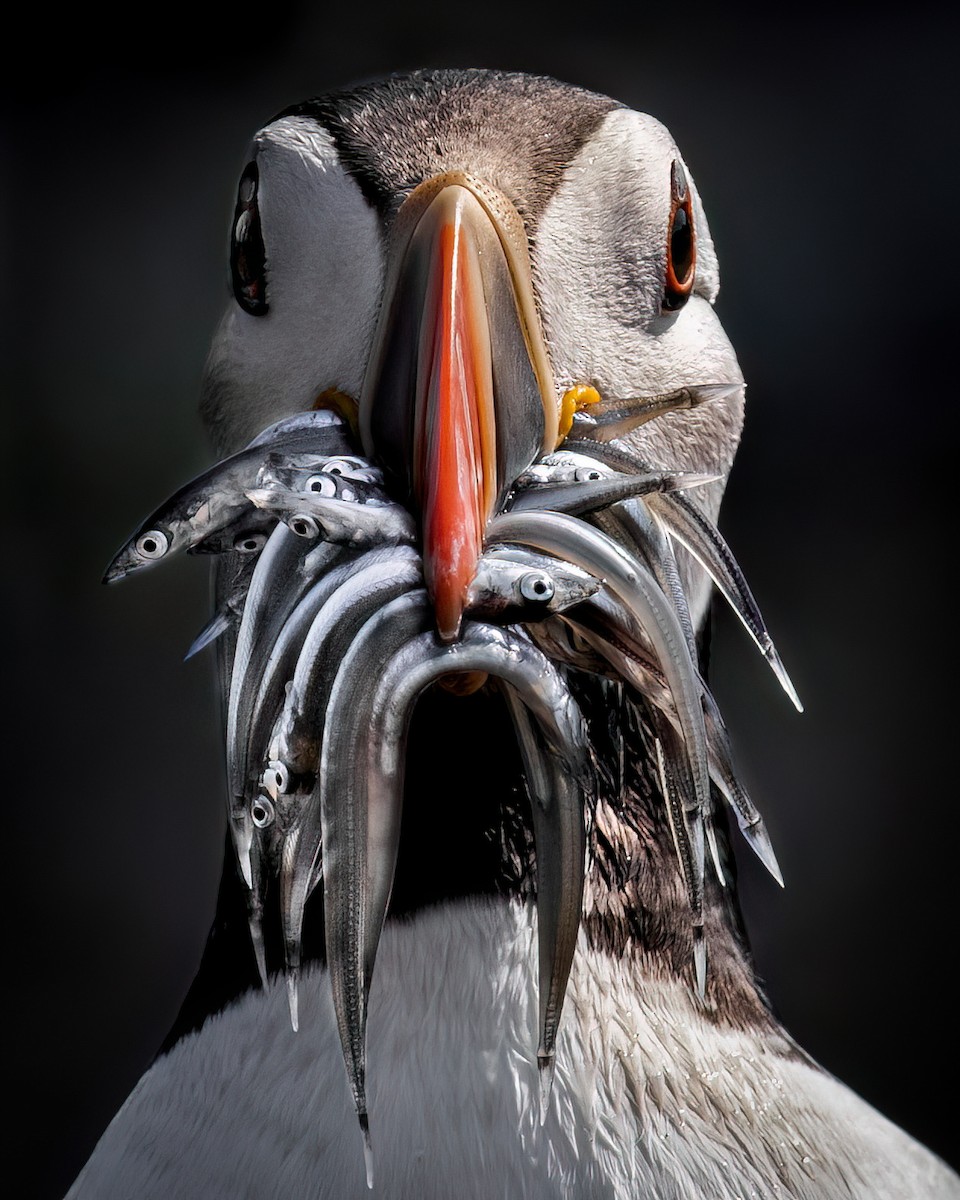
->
xmin=360 ymin=173 xmax=558 ymax=642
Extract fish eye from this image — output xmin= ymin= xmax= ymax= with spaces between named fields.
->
xmin=662 ymin=160 xmax=696 ymax=313
xmin=251 ymin=796 xmax=275 ymax=828
xmin=290 ymin=514 xmax=321 ymax=539
xmin=231 ymin=161 xmax=269 ymax=317
xmin=574 ymin=466 xmax=604 ymax=482
xmin=233 ymin=530 xmax=267 ymax=554
xmin=266 ymin=760 xmax=291 ymax=795
xmin=305 ymin=474 xmax=338 ymax=498
xmin=519 ymin=571 xmax=555 ymax=602
xmin=136 ymin=530 xmax=169 ymax=560
xmin=323 ymin=459 xmax=357 ymax=476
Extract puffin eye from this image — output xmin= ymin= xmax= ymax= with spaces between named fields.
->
xmin=251 ymin=796 xmax=275 ymax=828
xmin=136 ymin=530 xmax=169 ymax=560
xmin=519 ymin=571 xmax=555 ymax=603
xmin=305 ymin=474 xmax=338 ymax=497
xmin=661 ymin=160 xmax=696 ymax=313
xmin=231 ymin=161 xmax=269 ymax=317
xmin=233 ymin=530 xmax=267 ymax=554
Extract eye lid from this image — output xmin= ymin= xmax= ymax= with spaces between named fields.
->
xmin=231 ymin=160 xmax=269 ymax=317
xmin=661 ymin=159 xmax=697 ymax=314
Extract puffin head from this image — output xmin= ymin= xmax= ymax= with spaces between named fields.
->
xmin=200 ymin=69 xmax=743 ymax=639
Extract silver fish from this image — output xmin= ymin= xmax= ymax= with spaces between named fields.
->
xmin=653 ymin=489 xmax=803 ymax=712
xmin=244 ymin=407 xmax=351 ymax=448
xmin=249 ymin=546 xmax=422 ymax=787
xmin=651 ymin=721 xmax=707 ymax=998
xmin=563 ymin=438 xmax=802 ymax=711
xmin=275 ymin=556 xmax=425 ymax=779
xmin=498 ymin=680 xmax=591 ymax=1120
xmin=257 ymin=451 xmax=384 ymax=489
xmin=238 ymin=548 xmax=418 ymax=968
xmin=594 ymin=502 xmax=698 ymax=659
xmin=563 ymin=596 xmax=781 ymax=887
xmin=188 ymin=508 xmax=278 ymax=556
xmin=700 ymin=690 xmax=783 ymax=887
xmin=316 ymin=591 xmax=434 ymax=1181
xmin=319 ymin=603 xmax=591 ymax=1171
xmin=228 ymin=528 xmax=351 ymax=984
xmin=103 ymin=415 xmax=353 ymax=582
xmin=567 ymin=382 xmax=742 ymax=443
xmin=509 ymin=459 xmax=717 ymax=517
xmin=466 ymin=547 xmax=600 ymax=622
xmin=226 ymin=526 xmax=343 ymax=888
xmin=488 ymin=511 xmax=710 ymax=839
xmin=246 ymin=478 xmax=416 ymax=549
xmin=370 ymin=626 xmax=590 ymax=1108
xmin=271 ymin=556 xmax=426 ymax=1034
xmin=183 ymin=521 xmax=276 ymax=659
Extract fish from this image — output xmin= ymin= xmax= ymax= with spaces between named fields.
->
xmin=238 ymin=548 xmax=423 ymax=966
xmin=318 ymin=601 xmax=593 ymax=1177
xmin=183 ymin=518 xmax=277 ymax=659
xmin=563 ymin=438 xmax=802 ymax=711
xmin=226 ymin=526 xmax=344 ymax=891
xmin=256 ymin=451 xmax=385 ymax=488
xmin=509 ymin=455 xmax=717 ymax=516
xmin=560 ymin=595 xmax=782 ymax=886
xmin=266 ymin=554 xmax=426 ymax=1034
xmin=103 ymin=411 xmax=353 ymax=582
xmin=567 ymin=382 xmax=743 ymax=442
xmin=465 ymin=546 xmax=601 ymax=622
xmin=246 ymin=477 xmax=417 ymax=549
xmin=488 ymin=510 xmax=711 ymax=837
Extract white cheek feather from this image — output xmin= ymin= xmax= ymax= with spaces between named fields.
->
xmin=202 ymin=117 xmax=385 ymax=453
xmin=68 ymin=899 xmax=958 ymax=1200
xmin=535 ymin=108 xmax=747 ymax=629
xmin=534 ymin=109 xmax=725 ymax=397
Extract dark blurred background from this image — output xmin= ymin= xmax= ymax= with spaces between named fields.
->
xmin=6 ymin=4 xmax=957 ymax=1195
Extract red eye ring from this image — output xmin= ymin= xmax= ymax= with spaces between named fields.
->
xmin=662 ymin=160 xmax=696 ymax=313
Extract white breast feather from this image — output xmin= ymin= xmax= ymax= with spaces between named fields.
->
xmin=68 ymin=899 xmax=958 ymax=1199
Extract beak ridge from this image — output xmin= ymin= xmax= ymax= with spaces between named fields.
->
xmin=360 ymin=174 xmax=557 ymax=641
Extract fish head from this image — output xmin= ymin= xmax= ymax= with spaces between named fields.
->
xmin=258 ymin=451 xmax=385 ymax=491
xmin=103 ymin=520 xmax=183 ymax=583
xmin=467 ymin=548 xmax=600 ymax=623
xmin=518 ymin=452 xmax=618 ymax=486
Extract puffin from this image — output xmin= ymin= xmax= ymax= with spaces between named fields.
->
xmin=71 ymin=69 xmax=960 ymax=1199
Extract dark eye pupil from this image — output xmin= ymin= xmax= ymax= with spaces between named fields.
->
xmin=143 ymin=539 xmax=156 ymax=552
xmin=231 ymin=162 xmax=268 ymax=317
xmin=662 ymin=160 xmax=697 ymax=314
xmin=670 ymin=209 xmax=692 ymax=282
